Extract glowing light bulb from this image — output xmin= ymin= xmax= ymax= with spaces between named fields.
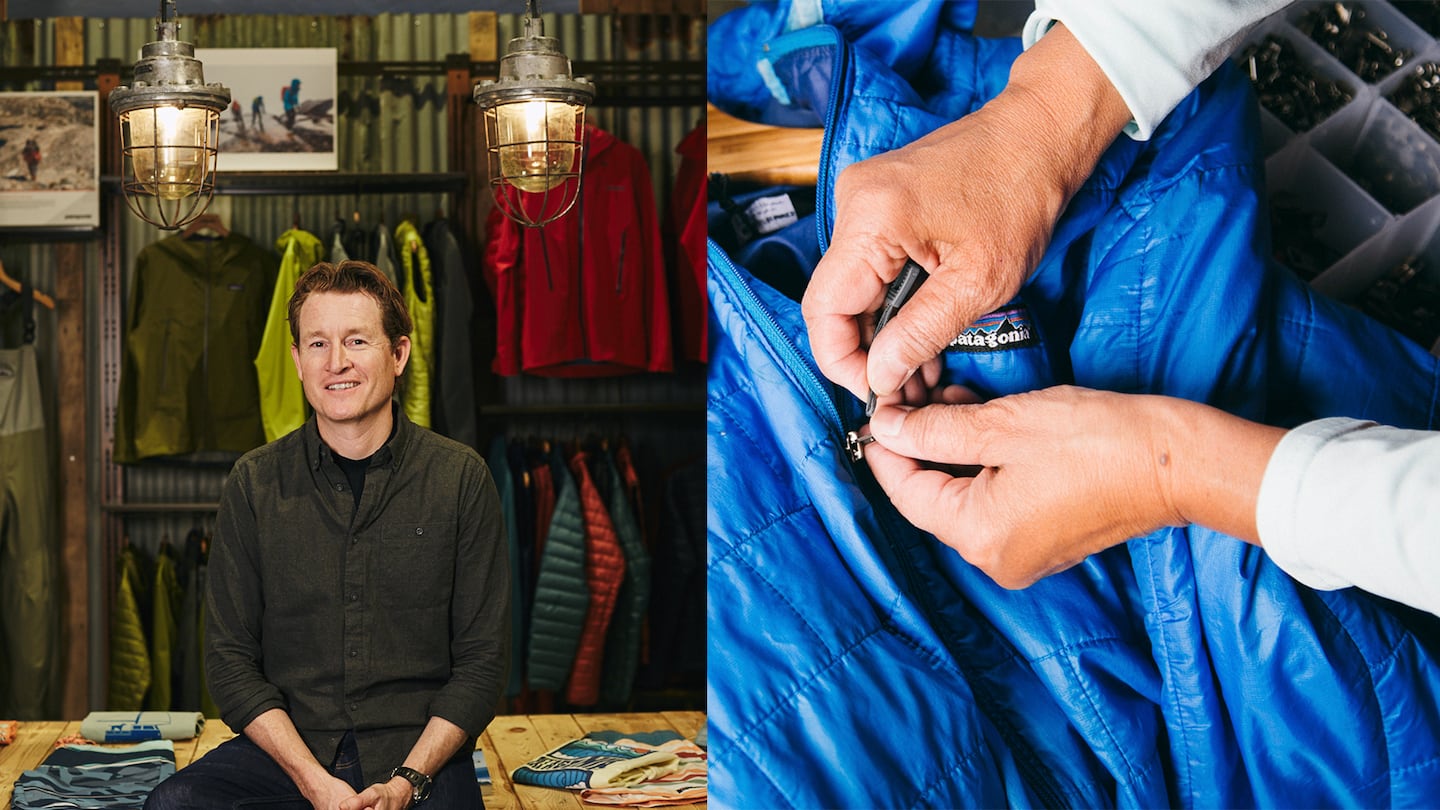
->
xmin=124 ymin=104 xmax=214 ymax=200
xmin=494 ymin=99 xmax=579 ymax=193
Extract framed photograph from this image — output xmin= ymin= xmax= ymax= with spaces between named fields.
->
xmin=0 ymin=91 xmax=100 ymax=229
xmin=194 ymin=47 xmax=338 ymax=172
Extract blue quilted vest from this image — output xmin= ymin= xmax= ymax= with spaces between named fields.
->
xmin=708 ymin=3 xmax=1440 ymax=808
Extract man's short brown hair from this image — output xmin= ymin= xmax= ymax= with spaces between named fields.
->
xmin=287 ymin=261 xmax=412 ymax=347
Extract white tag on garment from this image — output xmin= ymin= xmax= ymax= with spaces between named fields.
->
xmin=744 ymin=194 xmax=799 ymax=236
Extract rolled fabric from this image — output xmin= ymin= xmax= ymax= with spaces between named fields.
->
xmin=79 ymin=711 xmax=204 ymax=742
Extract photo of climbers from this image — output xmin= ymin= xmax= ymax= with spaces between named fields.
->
xmin=192 ymin=47 xmax=337 ymax=171
xmin=0 ymin=91 xmax=99 ymax=228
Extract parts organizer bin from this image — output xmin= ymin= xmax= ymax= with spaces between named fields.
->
xmin=1238 ymin=0 xmax=1440 ymax=354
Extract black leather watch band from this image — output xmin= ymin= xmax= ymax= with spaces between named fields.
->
xmin=390 ymin=765 xmax=433 ymax=804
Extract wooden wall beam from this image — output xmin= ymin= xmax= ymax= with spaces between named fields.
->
xmin=54 ymin=17 xmax=85 ymax=92
xmin=53 ymin=243 xmax=88 ymax=719
xmin=53 ymin=12 xmax=90 ymax=718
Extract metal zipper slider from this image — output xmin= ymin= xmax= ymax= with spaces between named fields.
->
xmin=845 ymin=430 xmax=877 ymax=462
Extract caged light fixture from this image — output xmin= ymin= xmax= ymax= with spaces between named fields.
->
xmin=108 ymin=0 xmax=230 ymax=231
xmin=472 ymin=0 xmax=595 ymax=228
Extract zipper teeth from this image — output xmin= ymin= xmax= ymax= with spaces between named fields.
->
xmin=710 ymin=244 xmax=844 ymax=434
xmin=815 ymin=27 xmax=849 ymax=256
xmin=779 ymin=31 xmax=1071 ymax=804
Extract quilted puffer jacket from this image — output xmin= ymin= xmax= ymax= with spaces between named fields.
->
xmin=597 ymin=450 xmax=651 ymax=705
xmin=564 ymin=451 xmax=626 ymax=706
xmin=526 ymin=451 xmax=588 ymax=690
xmin=708 ymin=3 xmax=1440 ymax=809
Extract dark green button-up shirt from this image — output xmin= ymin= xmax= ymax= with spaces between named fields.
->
xmin=205 ymin=403 xmax=510 ymax=783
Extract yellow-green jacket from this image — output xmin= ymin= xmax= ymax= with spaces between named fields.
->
xmin=256 ymin=228 xmax=325 ymax=442
xmin=395 ymin=220 xmax=434 ymax=428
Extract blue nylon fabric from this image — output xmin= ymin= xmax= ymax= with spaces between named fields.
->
xmin=708 ymin=6 xmax=1440 ymax=809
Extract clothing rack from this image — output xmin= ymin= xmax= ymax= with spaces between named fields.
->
xmin=479 ymin=402 xmax=704 ymax=416
xmin=1 ymin=57 xmax=704 ymax=109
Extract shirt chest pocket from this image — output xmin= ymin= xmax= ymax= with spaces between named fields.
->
xmin=375 ymin=521 xmax=456 ymax=611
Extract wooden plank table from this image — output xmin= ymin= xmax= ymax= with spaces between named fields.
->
xmin=1 ymin=713 xmax=705 ymax=809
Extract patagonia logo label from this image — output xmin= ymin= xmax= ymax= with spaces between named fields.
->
xmin=947 ymin=306 xmax=1040 ymax=353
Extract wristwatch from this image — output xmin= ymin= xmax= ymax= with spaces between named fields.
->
xmin=390 ymin=766 xmax=433 ymax=804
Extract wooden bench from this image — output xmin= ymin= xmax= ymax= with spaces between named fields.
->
xmin=0 ymin=712 xmax=706 ymax=809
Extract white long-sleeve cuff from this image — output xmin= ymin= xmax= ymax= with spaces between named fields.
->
xmin=1023 ymin=0 xmax=1289 ymax=140
xmin=1258 ymin=417 xmax=1440 ymax=616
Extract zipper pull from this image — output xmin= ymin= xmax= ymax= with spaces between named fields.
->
xmin=844 ymin=430 xmax=877 ymax=462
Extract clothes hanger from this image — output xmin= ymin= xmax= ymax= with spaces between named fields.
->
xmin=0 ymin=258 xmax=57 ymax=310
xmin=179 ymin=212 xmax=229 ymax=240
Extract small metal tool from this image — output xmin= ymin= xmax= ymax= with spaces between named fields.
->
xmin=865 ymin=259 xmax=929 ymax=417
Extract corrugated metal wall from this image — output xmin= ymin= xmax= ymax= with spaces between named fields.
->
xmin=3 ymin=9 xmax=704 ymax=709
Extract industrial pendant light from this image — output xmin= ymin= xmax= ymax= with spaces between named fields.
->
xmin=109 ymin=0 xmax=230 ymax=231
xmin=473 ymin=0 xmax=595 ymax=228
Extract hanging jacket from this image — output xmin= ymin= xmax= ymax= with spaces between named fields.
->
xmin=108 ymin=546 xmax=152 ymax=711
xmin=596 ymin=449 xmax=651 ymax=705
xmin=373 ymin=222 xmax=401 ymax=293
xmin=115 ymin=233 xmax=278 ymax=462
xmin=145 ymin=544 xmax=181 ymax=711
xmin=488 ymin=436 xmax=527 ymax=699
xmin=638 ymin=457 xmax=704 ymax=689
xmin=707 ymin=4 xmax=1440 ymax=808
xmin=670 ymin=122 xmax=708 ymax=363
xmin=256 ymin=228 xmax=324 ymax=443
xmin=173 ymin=530 xmax=207 ymax=714
xmin=482 ymin=125 xmax=673 ymax=378
xmin=394 ymin=220 xmax=434 ymax=429
xmin=563 ymin=451 xmax=626 ymax=706
xmin=425 ymin=217 xmax=478 ymax=449
xmin=525 ymin=451 xmax=588 ymax=691
xmin=0 ymin=320 xmax=60 ymax=719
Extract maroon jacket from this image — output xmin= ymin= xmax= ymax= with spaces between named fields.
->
xmin=483 ymin=126 xmax=673 ymax=377
xmin=669 ymin=122 xmax=707 ymax=362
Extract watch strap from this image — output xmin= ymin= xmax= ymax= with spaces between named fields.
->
xmin=390 ymin=765 xmax=432 ymax=803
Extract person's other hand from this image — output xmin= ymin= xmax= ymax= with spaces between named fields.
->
xmin=801 ymin=23 xmax=1133 ymax=402
xmin=303 ymin=774 xmax=362 ymax=810
xmin=338 ymin=776 xmax=413 ymax=810
xmin=865 ymin=385 xmax=1188 ymax=588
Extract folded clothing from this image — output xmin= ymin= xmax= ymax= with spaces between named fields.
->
xmin=12 ymin=740 xmax=176 ymax=810
xmin=513 ymin=730 xmax=708 ymax=807
xmin=512 ymin=734 xmax=682 ymax=790
xmin=79 ymin=711 xmax=204 ymax=742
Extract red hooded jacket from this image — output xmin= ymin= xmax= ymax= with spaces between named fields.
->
xmin=669 ymin=122 xmax=707 ymax=362
xmin=482 ymin=125 xmax=673 ymax=377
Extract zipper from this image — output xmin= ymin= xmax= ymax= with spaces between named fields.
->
xmin=577 ymin=180 xmax=588 ymax=359
xmin=812 ymin=26 xmax=851 ymax=256
xmin=719 ymin=52 xmax=1076 ymax=788
xmin=615 ymin=230 xmax=627 ymax=294
xmin=709 ymin=241 xmax=845 ymax=440
xmin=714 ymin=235 xmax=1069 ymax=801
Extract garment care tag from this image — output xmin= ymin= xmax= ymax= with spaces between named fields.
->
xmin=745 ymin=194 xmax=800 ymax=235
xmin=731 ymin=193 xmax=801 ymax=243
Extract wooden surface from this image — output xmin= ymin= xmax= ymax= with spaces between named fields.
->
xmin=707 ymin=102 xmax=824 ymax=186
xmin=0 ymin=712 xmax=706 ymax=809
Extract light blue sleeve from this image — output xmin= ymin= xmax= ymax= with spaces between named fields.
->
xmin=1023 ymin=0 xmax=1292 ymax=140
xmin=1257 ymin=417 xmax=1440 ymax=617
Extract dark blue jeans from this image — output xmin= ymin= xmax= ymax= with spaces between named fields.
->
xmin=144 ymin=731 xmax=483 ymax=809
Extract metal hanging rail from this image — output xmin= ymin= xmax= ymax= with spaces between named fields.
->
xmin=0 ymin=56 xmax=705 ymax=108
